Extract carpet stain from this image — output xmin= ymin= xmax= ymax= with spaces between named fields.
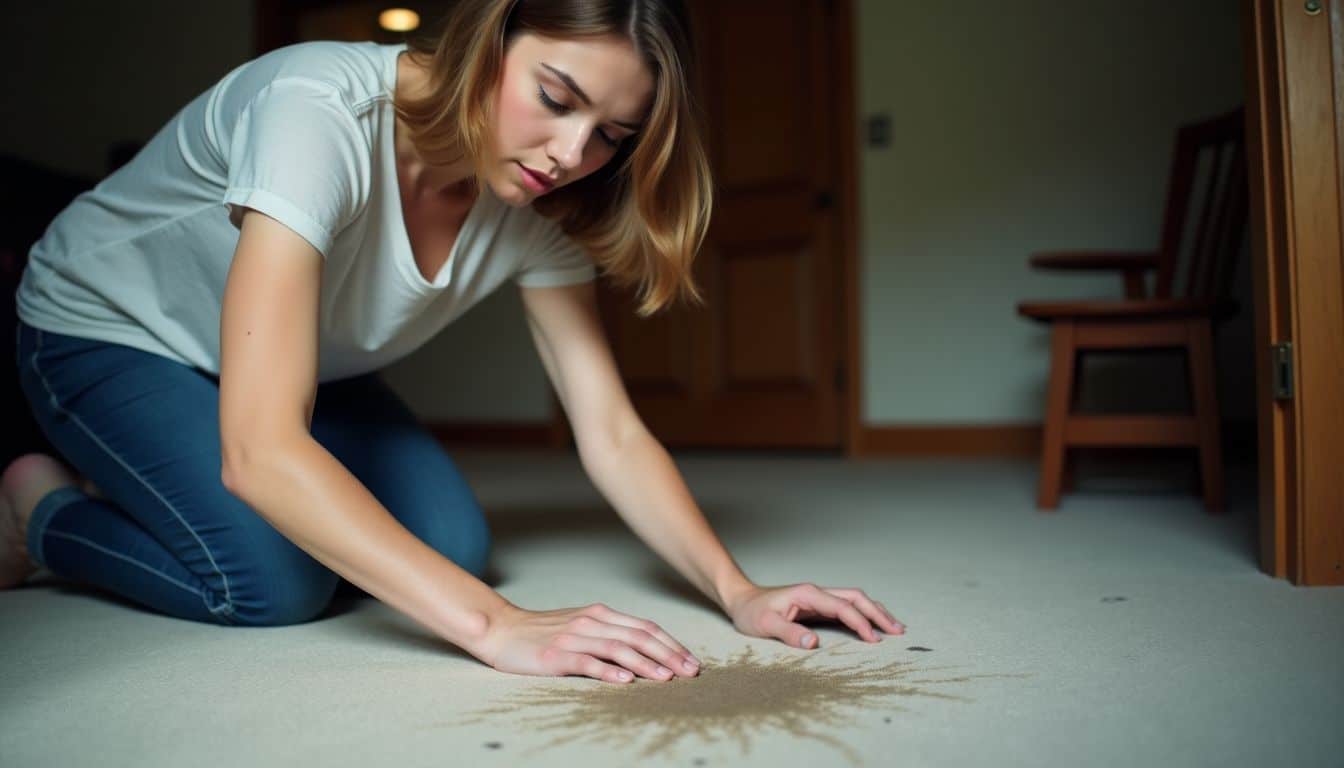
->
xmin=1101 ymin=596 xmax=1128 ymax=603
xmin=440 ymin=644 xmax=1030 ymax=765
xmin=906 ymin=646 xmax=933 ymax=652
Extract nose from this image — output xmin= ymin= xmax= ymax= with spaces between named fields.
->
xmin=548 ymin=120 xmax=590 ymax=171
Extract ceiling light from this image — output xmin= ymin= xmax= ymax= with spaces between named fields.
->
xmin=378 ymin=8 xmax=420 ymax=32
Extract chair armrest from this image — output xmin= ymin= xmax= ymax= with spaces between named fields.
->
xmin=1028 ymin=251 xmax=1160 ymax=272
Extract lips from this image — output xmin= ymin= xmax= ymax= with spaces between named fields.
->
xmin=518 ymin=163 xmax=555 ymax=191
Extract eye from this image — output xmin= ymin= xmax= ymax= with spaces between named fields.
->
xmin=539 ymin=83 xmax=622 ymax=149
xmin=537 ymin=84 xmax=570 ymax=115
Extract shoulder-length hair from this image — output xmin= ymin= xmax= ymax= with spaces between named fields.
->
xmin=394 ymin=0 xmax=712 ymax=317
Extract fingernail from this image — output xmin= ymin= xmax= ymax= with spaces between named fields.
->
xmin=683 ymin=660 xmax=698 ymax=672
xmin=802 ymin=633 xmax=815 ymax=647
xmin=619 ymin=671 xmax=632 ymax=681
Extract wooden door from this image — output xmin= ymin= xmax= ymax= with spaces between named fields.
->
xmin=589 ymin=0 xmax=849 ymax=449
xmin=1243 ymin=0 xmax=1344 ymax=585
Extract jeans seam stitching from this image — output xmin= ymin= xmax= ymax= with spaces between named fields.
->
xmin=27 ymin=488 xmax=58 ymax=568
xmin=43 ymin=529 xmax=218 ymax=605
xmin=27 ymin=328 xmax=237 ymax=614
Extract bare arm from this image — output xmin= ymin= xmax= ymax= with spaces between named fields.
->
xmin=518 ymin=281 xmax=757 ymax=611
xmin=520 ymin=281 xmax=904 ymax=650
xmin=218 ymin=210 xmax=512 ymax=653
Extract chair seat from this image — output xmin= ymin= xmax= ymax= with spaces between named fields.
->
xmin=1016 ymin=297 xmax=1238 ymax=322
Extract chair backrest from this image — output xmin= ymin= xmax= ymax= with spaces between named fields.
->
xmin=1153 ymin=107 xmax=1249 ymax=302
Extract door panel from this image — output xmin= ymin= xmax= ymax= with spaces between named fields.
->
xmin=596 ymin=0 xmax=846 ymax=448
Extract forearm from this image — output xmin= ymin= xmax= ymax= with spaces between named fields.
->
xmin=580 ymin=426 xmax=756 ymax=612
xmin=222 ymin=433 xmax=512 ymax=655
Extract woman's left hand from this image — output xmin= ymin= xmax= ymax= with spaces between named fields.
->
xmin=724 ymin=582 xmax=906 ymax=649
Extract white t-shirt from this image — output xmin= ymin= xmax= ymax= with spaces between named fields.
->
xmin=16 ymin=40 xmax=595 ymax=382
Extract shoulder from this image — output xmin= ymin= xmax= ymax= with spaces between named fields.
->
xmin=226 ymin=41 xmax=396 ymax=117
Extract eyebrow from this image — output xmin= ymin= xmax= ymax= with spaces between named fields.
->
xmin=540 ymin=63 xmax=644 ymax=132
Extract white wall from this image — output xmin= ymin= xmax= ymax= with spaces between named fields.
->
xmin=856 ymin=0 xmax=1251 ymax=425
xmin=3 ymin=1 xmax=1254 ymax=431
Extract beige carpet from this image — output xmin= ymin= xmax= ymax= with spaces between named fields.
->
xmin=2 ymin=450 xmax=1340 ymax=767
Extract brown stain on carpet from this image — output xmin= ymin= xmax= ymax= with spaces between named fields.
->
xmin=434 ymin=644 xmax=1031 ymax=766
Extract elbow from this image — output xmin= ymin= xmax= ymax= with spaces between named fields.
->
xmin=219 ymin=435 xmax=291 ymax=497
xmin=219 ymin=414 xmax=311 ymax=494
xmin=220 ymin=440 xmax=256 ymax=496
xmin=576 ymin=416 xmax=648 ymax=470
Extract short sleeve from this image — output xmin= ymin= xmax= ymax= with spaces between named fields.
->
xmin=513 ymin=213 xmax=596 ymax=287
xmin=222 ymin=78 xmax=370 ymax=258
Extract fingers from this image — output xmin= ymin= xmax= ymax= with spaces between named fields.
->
xmin=596 ymin=607 xmax=709 ymax=667
xmin=541 ymin=646 xmax=634 ymax=684
xmin=823 ymin=588 xmax=905 ymax=635
xmin=567 ymin=613 xmax=698 ymax=677
xmin=759 ymin=609 xmax=817 ymax=649
xmin=553 ymin=632 xmax=681 ymax=682
xmin=794 ymin=586 xmax=882 ymax=642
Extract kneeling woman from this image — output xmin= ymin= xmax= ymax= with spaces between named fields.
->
xmin=1 ymin=0 xmax=905 ymax=684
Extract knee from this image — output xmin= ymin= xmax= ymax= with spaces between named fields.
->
xmin=226 ymin=565 xmax=340 ymax=627
xmin=421 ymin=506 xmax=493 ymax=580
xmin=456 ymin=523 xmax=492 ymax=580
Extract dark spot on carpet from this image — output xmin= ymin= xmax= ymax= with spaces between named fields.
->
xmin=484 ymin=741 xmax=501 ymax=749
xmin=439 ymin=645 xmax=1030 ymax=765
xmin=907 ymin=646 xmax=933 ymax=652
xmin=1101 ymin=596 xmax=1127 ymax=603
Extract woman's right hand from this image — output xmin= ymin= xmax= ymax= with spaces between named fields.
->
xmin=473 ymin=602 xmax=702 ymax=684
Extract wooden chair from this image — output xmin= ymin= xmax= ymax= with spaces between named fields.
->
xmin=1016 ymin=107 xmax=1248 ymax=513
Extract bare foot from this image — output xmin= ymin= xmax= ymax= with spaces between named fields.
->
xmin=0 ymin=453 xmax=81 ymax=588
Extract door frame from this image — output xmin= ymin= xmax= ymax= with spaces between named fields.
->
xmin=1244 ymin=0 xmax=1344 ymax=585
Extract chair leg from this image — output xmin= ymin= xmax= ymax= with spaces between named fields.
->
xmin=1188 ymin=319 xmax=1226 ymax=514
xmin=1061 ymin=352 xmax=1085 ymax=492
xmin=1038 ymin=322 xmax=1077 ymax=510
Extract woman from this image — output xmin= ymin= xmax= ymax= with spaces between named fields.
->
xmin=0 ymin=0 xmax=905 ymax=684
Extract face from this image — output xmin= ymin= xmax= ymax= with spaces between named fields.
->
xmin=486 ymin=32 xmax=655 ymax=206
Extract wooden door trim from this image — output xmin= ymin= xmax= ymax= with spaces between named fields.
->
xmin=1282 ymin=0 xmax=1344 ymax=584
xmin=833 ymin=0 xmax=864 ymax=458
xmin=1244 ymin=0 xmax=1294 ymax=578
xmin=1244 ymin=0 xmax=1344 ymax=585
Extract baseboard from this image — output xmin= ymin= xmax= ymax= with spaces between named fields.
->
xmin=858 ymin=420 xmax=1259 ymax=461
xmin=427 ymin=420 xmax=1259 ymax=461
xmin=858 ymin=424 xmax=1041 ymax=457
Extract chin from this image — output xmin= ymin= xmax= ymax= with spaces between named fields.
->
xmin=486 ymin=174 xmax=534 ymax=208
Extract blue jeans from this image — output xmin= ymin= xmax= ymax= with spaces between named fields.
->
xmin=13 ymin=319 xmax=492 ymax=626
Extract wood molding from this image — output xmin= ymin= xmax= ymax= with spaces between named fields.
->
xmin=858 ymin=424 xmax=1042 ymax=457
xmin=834 ymin=0 xmax=864 ymax=459
xmin=858 ymin=421 xmax=1257 ymax=460
xmin=431 ymin=420 xmax=1258 ymax=460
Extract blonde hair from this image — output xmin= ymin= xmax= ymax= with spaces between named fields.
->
xmin=394 ymin=0 xmax=712 ymax=317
